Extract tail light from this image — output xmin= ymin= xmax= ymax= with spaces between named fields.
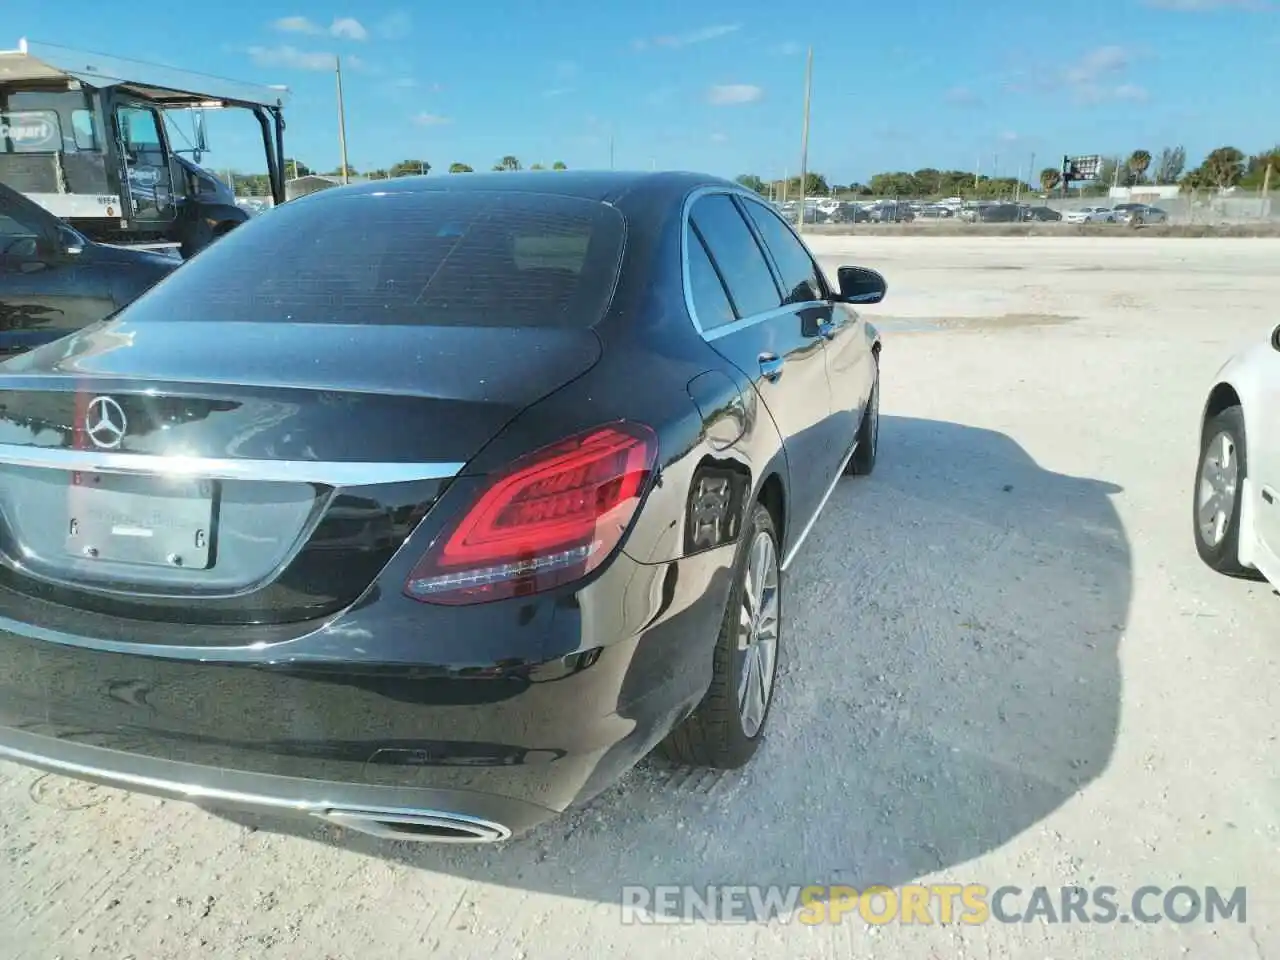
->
xmin=404 ymin=421 xmax=658 ymax=605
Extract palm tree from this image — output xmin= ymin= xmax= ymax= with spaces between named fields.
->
xmin=1127 ymin=149 xmax=1152 ymax=184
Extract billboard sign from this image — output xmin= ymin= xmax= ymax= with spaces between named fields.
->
xmin=1063 ymin=154 xmax=1102 ymax=182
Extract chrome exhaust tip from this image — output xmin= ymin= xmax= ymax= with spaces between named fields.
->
xmin=315 ymin=808 xmax=511 ymax=843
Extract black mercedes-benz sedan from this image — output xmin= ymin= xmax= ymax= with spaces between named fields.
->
xmin=0 ymin=170 xmax=884 ymax=843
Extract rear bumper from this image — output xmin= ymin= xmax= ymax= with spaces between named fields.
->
xmin=0 ymin=544 xmax=736 ymax=840
xmin=0 ymin=727 xmax=546 ymax=841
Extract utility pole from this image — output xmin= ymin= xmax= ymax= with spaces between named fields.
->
xmin=335 ymin=55 xmax=350 ymax=185
xmin=1029 ymin=152 xmax=1036 ymax=195
xmin=797 ymin=46 xmax=813 ymax=231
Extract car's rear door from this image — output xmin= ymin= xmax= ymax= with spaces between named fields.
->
xmin=685 ymin=189 xmax=839 ymax=540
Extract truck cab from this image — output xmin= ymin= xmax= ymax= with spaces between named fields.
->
xmin=0 ymin=38 xmax=288 ymax=259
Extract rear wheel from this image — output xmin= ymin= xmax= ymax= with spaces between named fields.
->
xmin=1193 ymin=405 xmax=1257 ymax=578
xmin=657 ymin=502 xmax=781 ymax=769
xmin=846 ymin=354 xmax=880 ymax=476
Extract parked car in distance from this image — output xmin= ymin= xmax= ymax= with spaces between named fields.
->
xmin=959 ymin=202 xmax=1022 ymax=223
xmin=1062 ymin=205 xmax=1118 ymax=224
xmin=0 ymin=171 xmax=885 ymax=843
xmin=1116 ymin=204 xmax=1168 ymax=225
xmin=1193 ymin=323 xmax=1280 ymax=587
xmin=0 ymin=180 xmax=179 ymax=357
xmin=1022 ymin=205 xmax=1063 ymax=222
xmin=868 ymin=200 xmax=914 ymax=223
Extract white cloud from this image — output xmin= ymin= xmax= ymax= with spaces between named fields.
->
xmin=639 ymin=24 xmax=741 ymax=50
xmin=710 ymin=132 xmax=728 ymax=143
xmin=412 ymin=112 xmax=452 ymax=126
xmin=330 ymin=17 xmax=368 ymax=40
xmin=775 ymin=41 xmax=803 ymax=55
xmin=999 ymin=130 xmax=1020 ymax=142
xmin=392 ymin=77 xmax=417 ymax=88
xmin=271 ymin=15 xmax=368 ymax=40
xmin=707 ymin=83 xmax=763 ymax=105
xmin=543 ymin=87 xmax=575 ymax=98
xmin=273 ymin=16 xmax=322 ymax=34
xmin=1060 ymin=46 xmax=1149 ymax=103
xmin=248 ymin=45 xmax=336 ymax=70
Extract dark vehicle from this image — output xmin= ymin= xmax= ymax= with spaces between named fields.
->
xmin=0 ymin=38 xmax=288 ymax=259
xmin=0 ymin=179 xmax=178 ymax=356
xmin=961 ymin=202 xmax=1022 ymax=223
xmin=0 ymin=171 xmax=884 ymax=843
xmin=829 ymin=202 xmax=870 ymax=223
xmin=1022 ymin=205 xmax=1062 ymax=222
xmin=869 ymin=201 xmax=914 ymax=223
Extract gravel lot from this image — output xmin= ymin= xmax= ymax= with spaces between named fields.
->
xmin=3 ymin=237 xmax=1279 ymax=959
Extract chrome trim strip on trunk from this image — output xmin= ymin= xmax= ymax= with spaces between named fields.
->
xmin=0 ymin=443 xmax=466 ymax=485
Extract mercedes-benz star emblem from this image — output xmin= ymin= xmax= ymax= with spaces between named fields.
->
xmin=84 ymin=396 xmax=127 ymax=450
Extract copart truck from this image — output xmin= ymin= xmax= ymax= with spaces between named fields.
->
xmin=0 ymin=38 xmax=288 ymax=258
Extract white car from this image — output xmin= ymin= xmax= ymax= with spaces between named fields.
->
xmin=1063 ymin=206 xmax=1117 ymax=224
xmin=1194 ymin=324 xmax=1280 ymax=584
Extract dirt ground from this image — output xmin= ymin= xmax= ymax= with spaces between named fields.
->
xmin=2 ymin=237 xmax=1278 ymax=959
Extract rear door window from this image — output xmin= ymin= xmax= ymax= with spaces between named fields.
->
xmin=688 ymin=193 xmax=780 ymax=318
xmin=123 ymin=190 xmax=627 ymax=328
xmin=686 ymin=225 xmax=737 ymax=331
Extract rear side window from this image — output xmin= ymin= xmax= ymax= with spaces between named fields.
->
xmin=689 ymin=194 xmax=780 ymax=318
xmin=740 ymin=198 xmax=826 ymax=305
xmin=127 ymin=190 xmax=626 ymax=328
xmin=686 ymin=226 xmax=737 ymax=331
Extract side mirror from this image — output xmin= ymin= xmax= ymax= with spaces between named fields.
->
xmin=836 ymin=265 xmax=887 ymax=305
xmin=56 ymin=228 xmax=83 ymax=256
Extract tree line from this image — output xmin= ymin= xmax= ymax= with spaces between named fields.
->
xmin=735 ymin=144 xmax=1279 ymax=201
xmin=226 ymin=155 xmax=568 ymax=197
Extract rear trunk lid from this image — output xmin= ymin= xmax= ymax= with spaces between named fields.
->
xmin=0 ymin=317 xmax=601 ymax=626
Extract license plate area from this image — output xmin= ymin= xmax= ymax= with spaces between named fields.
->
xmin=65 ymin=472 xmax=216 ymax=569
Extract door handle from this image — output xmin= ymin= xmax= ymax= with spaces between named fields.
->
xmin=759 ymin=353 xmax=784 ymax=382
xmin=818 ymin=320 xmax=836 ymax=340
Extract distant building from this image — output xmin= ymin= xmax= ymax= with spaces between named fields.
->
xmin=1109 ymin=185 xmax=1182 ymax=202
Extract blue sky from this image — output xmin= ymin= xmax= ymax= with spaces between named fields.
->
xmin=7 ymin=0 xmax=1277 ymax=183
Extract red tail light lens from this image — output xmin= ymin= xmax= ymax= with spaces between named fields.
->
xmin=404 ymin=421 xmax=658 ymax=605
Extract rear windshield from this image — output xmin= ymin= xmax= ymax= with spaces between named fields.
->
xmin=128 ymin=189 xmax=626 ymax=329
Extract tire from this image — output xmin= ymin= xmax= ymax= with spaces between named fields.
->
xmin=656 ymin=501 xmax=781 ymax=769
xmin=1193 ymin=404 xmax=1259 ymax=578
xmin=846 ymin=353 xmax=880 ymax=476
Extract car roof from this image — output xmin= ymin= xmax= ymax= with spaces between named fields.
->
xmin=308 ymin=170 xmax=739 ymax=206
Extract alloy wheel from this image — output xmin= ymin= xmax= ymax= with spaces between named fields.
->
xmin=737 ymin=530 xmax=779 ymax=738
xmin=1197 ymin=431 xmax=1239 ymax=548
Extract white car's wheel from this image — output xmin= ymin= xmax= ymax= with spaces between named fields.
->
xmin=1193 ymin=404 xmax=1259 ymax=578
